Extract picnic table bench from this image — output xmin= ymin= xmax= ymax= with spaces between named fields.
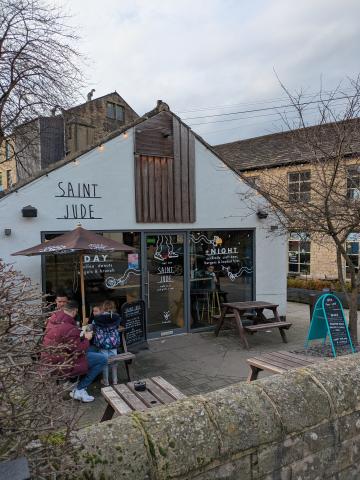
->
xmin=246 ymin=351 xmax=324 ymax=381
xmin=101 ymin=376 xmax=186 ymax=421
xmin=106 ymin=328 xmax=135 ymax=382
xmin=214 ymin=301 xmax=292 ymax=349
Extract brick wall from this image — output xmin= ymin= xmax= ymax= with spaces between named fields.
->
xmin=74 ymin=354 xmax=360 ymax=479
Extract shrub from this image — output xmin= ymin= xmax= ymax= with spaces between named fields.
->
xmin=287 ymin=277 xmax=352 ymax=292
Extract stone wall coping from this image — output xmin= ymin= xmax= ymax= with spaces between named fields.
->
xmin=74 ymin=353 xmax=360 ymax=480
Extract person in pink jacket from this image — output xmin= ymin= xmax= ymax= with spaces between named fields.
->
xmin=42 ymin=300 xmax=107 ymax=402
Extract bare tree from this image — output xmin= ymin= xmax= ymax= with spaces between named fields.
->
xmin=0 ymin=260 xmax=81 ymax=479
xmin=241 ymin=77 xmax=360 ymax=342
xmin=0 ymin=0 xmax=83 ymax=174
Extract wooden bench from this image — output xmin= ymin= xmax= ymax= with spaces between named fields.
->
xmin=244 ymin=321 xmax=292 ymax=343
xmin=101 ymin=376 xmax=186 ymax=421
xmin=107 ymin=332 xmax=135 ymax=383
xmin=246 ymin=351 xmax=324 ymax=381
xmin=215 ymin=301 xmax=292 ymax=349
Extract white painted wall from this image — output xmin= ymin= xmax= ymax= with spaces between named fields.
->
xmin=0 ymin=128 xmax=287 ymax=315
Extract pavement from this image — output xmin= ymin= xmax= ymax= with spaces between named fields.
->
xmin=74 ymin=302 xmax=357 ymax=427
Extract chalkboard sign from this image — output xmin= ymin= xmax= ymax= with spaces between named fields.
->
xmin=121 ymin=300 xmax=146 ymax=348
xmin=305 ymin=293 xmax=355 ymax=356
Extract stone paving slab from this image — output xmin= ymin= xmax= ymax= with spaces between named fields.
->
xmin=74 ymin=302 xmax=360 ymax=427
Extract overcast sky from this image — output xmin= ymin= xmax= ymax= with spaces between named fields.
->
xmin=64 ymin=0 xmax=360 ymax=144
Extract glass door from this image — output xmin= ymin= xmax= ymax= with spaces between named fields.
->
xmin=145 ymin=233 xmax=186 ymax=337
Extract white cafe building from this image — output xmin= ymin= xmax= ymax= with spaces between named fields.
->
xmin=0 ymin=103 xmax=286 ymax=339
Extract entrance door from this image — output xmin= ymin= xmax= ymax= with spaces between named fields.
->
xmin=145 ymin=233 xmax=186 ymax=337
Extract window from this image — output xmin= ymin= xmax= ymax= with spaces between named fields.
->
xmin=346 ymin=233 xmax=360 ymax=278
xmin=6 ymin=170 xmax=12 ymax=188
xmin=288 ymin=232 xmax=311 ymax=275
xmin=106 ymin=102 xmax=125 ymax=121
xmin=288 ymin=171 xmax=311 ymax=202
xmin=0 ymin=172 xmax=3 ymax=191
xmin=347 ymin=167 xmax=360 ymax=199
xmin=44 ymin=231 xmax=141 ymax=311
xmin=190 ymin=230 xmax=253 ymax=328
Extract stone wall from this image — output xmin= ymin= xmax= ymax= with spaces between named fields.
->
xmin=244 ymin=166 xmax=345 ymax=281
xmin=74 ymin=353 xmax=360 ymax=479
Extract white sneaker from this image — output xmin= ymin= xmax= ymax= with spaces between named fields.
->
xmin=70 ymin=388 xmax=94 ymax=402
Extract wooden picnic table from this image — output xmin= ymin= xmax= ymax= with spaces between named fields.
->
xmin=214 ymin=301 xmax=292 ymax=349
xmin=101 ymin=376 xmax=186 ymax=421
xmin=246 ymin=351 xmax=324 ymax=381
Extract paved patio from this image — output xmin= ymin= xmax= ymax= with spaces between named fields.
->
xmin=76 ymin=302 xmax=313 ymax=426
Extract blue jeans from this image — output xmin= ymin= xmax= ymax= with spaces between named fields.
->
xmin=100 ymin=348 xmax=118 ymax=385
xmin=77 ymin=351 xmax=107 ymax=390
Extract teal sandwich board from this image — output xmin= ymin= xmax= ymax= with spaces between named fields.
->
xmin=305 ymin=293 xmax=355 ymax=357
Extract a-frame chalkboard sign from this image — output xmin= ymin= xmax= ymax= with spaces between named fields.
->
xmin=305 ymin=293 xmax=355 ymax=357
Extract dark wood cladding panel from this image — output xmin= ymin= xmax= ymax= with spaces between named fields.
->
xmin=180 ymin=123 xmax=189 ymax=222
xmin=188 ymin=133 xmax=196 ymax=222
xmin=134 ymin=155 xmax=143 ymax=223
xmin=148 ymin=158 xmax=156 ymax=222
xmin=134 ymin=114 xmax=196 ymax=223
xmin=167 ymin=157 xmax=175 ymax=222
xmin=173 ymin=120 xmax=182 ymax=222
xmin=135 ymin=111 xmax=174 ymax=157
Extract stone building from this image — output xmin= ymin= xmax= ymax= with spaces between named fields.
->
xmin=214 ymin=118 xmax=360 ymax=280
xmin=14 ymin=92 xmax=138 ymax=181
xmin=0 ymin=139 xmax=16 ymax=191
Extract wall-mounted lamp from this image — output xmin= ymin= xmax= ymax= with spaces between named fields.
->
xmin=257 ymin=210 xmax=268 ymax=220
xmin=22 ymin=205 xmax=37 ymax=218
xmin=73 ymin=158 xmax=80 ymax=166
xmin=4 ymin=228 xmax=11 ymax=236
xmin=123 ymin=131 xmax=128 ymax=139
xmin=97 ymin=144 xmax=105 ymax=152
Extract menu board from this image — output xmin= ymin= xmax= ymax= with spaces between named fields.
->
xmin=306 ymin=293 xmax=354 ymax=356
xmin=324 ymin=295 xmax=351 ymax=348
xmin=121 ymin=300 xmax=146 ymax=347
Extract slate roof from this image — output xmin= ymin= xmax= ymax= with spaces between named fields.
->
xmin=213 ymin=118 xmax=360 ymax=172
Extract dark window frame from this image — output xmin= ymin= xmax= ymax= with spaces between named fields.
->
xmin=346 ymin=167 xmax=360 ymax=200
xmin=346 ymin=233 xmax=360 ymax=278
xmin=288 ymin=231 xmax=311 ymax=275
xmin=106 ymin=102 xmax=125 ymax=121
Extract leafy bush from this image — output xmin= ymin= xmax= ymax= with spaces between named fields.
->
xmin=287 ymin=277 xmax=352 ymax=292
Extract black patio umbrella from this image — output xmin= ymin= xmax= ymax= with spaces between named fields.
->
xmin=12 ymin=225 xmax=136 ymax=323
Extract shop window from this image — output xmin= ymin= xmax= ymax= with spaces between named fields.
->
xmin=44 ymin=231 xmax=141 ymax=314
xmin=189 ymin=230 xmax=253 ymax=329
xmin=288 ymin=171 xmax=311 ymax=202
xmin=288 ymin=232 xmax=311 ymax=275
xmin=347 ymin=167 xmax=360 ymax=200
xmin=346 ymin=233 xmax=360 ymax=278
xmin=106 ymin=102 xmax=124 ymax=121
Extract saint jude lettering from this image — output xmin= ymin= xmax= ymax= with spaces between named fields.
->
xmin=56 ymin=181 xmax=102 ymax=220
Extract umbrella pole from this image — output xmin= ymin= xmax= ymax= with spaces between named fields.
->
xmin=79 ymin=255 xmax=87 ymax=325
